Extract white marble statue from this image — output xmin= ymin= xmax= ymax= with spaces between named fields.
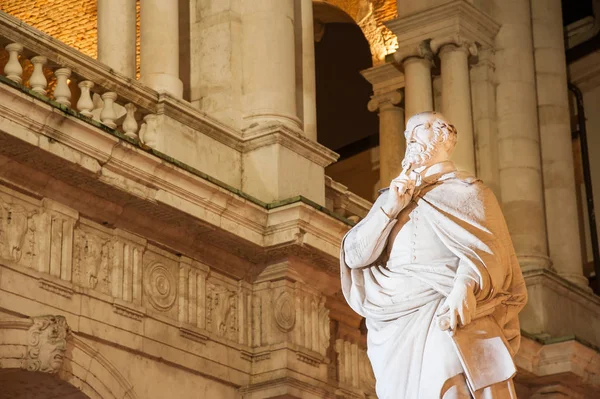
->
xmin=340 ymin=112 xmax=527 ymax=398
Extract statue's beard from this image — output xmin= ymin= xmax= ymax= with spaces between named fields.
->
xmin=405 ymin=142 xmax=436 ymax=166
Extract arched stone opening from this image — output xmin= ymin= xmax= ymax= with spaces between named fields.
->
xmin=0 ymin=317 xmax=138 ymax=399
xmin=0 ymin=369 xmax=90 ymax=399
xmin=314 ymin=1 xmax=380 ymax=200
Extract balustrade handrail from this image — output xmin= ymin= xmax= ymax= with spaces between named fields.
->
xmin=0 ymin=10 xmax=245 ymax=150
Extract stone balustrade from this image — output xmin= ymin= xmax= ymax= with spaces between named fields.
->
xmin=0 ymin=39 xmax=158 ymax=148
xmin=324 ymin=176 xmax=372 ymax=223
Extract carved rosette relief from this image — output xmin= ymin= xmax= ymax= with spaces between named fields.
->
xmin=73 ymin=228 xmax=112 ymax=294
xmin=144 ymin=262 xmax=177 ymax=311
xmin=206 ymin=282 xmax=238 ymax=340
xmin=0 ymin=197 xmax=38 ymax=267
xmin=24 ymin=315 xmax=70 ymax=373
xmin=274 ymin=291 xmax=295 ymax=332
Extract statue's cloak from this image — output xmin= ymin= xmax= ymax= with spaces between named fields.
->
xmin=340 ymin=173 xmax=527 ymax=398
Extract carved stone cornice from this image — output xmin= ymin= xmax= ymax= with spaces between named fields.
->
xmin=361 ymin=63 xmax=405 ymax=92
xmin=385 ymin=0 xmax=500 ymax=52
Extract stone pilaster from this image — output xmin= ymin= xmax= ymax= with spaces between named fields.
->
xmin=492 ymin=0 xmax=551 ymax=270
xmin=532 ymin=0 xmax=588 ymax=288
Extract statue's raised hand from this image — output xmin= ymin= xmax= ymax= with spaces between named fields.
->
xmin=381 ymin=166 xmax=415 ymax=218
xmin=437 ymin=276 xmax=477 ymax=331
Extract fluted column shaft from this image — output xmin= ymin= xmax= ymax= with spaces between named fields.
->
xmin=97 ymin=0 xmax=136 ymax=77
xmin=403 ymin=56 xmax=434 ymax=119
xmin=241 ymin=0 xmax=299 ymax=130
xmin=532 ymin=0 xmax=587 ymax=287
xmin=368 ymin=91 xmax=405 ymax=186
xmin=140 ymin=0 xmax=183 ymax=98
xmin=439 ymin=43 xmax=476 ymax=174
xmin=492 ymin=0 xmax=550 ymax=269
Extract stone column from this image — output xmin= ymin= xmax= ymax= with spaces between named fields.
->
xmin=492 ymin=0 xmax=550 ymax=270
xmin=241 ymin=0 xmax=299 ymax=131
xmin=140 ymin=0 xmax=183 ymax=98
xmin=362 ymin=64 xmax=406 ymax=188
xmin=432 ymin=37 xmax=477 ymax=175
xmin=97 ymin=0 xmax=136 ymax=77
xmin=394 ymin=43 xmax=434 ymax=119
xmin=532 ymin=0 xmax=588 ymax=287
xmin=470 ymin=48 xmax=501 ymax=199
xmin=368 ymin=91 xmax=405 ymax=186
xmin=300 ymin=0 xmax=317 ymax=141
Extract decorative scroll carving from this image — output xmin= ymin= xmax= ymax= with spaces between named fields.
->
xmin=24 ymin=315 xmax=70 ymax=373
xmin=274 ymin=291 xmax=296 ymax=332
xmin=206 ymin=282 xmax=238 ymax=340
xmin=144 ymin=262 xmax=177 ymax=311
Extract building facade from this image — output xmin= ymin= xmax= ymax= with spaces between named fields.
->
xmin=0 ymin=0 xmax=599 ymax=398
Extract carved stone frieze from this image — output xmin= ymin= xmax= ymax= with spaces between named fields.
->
xmin=335 ymin=338 xmax=376 ymax=394
xmin=23 ymin=315 xmax=70 ymax=373
xmin=274 ymin=291 xmax=295 ymax=332
xmin=0 ymin=196 xmax=39 ymax=268
xmin=144 ymin=261 xmax=177 ymax=311
xmin=206 ymin=281 xmax=238 ymax=341
xmin=73 ymin=227 xmax=112 ymax=294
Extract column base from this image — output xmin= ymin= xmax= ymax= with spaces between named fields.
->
xmin=557 ymin=273 xmax=592 ymax=291
xmin=141 ymin=73 xmax=183 ymax=99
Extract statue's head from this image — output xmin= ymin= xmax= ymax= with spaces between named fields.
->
xmin=26 ymin=315 xmax=70 ymax=373
xmin=404 ymin=112 xmax=457 ymax=169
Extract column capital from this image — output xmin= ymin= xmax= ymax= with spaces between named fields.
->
xmin=367 ymin=90 xmax=403 ymax=112
xmin=392 ymin=40 xmax=434 ymax=67
xmin=431 ymin=34 xmax=478 ymax=57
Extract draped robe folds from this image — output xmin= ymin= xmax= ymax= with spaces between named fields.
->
xmin=340 ymin=166 xmax=527 ymax=398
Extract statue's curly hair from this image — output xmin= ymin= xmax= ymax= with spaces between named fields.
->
xmin=411 ymin=112 xmax=458 ymax=153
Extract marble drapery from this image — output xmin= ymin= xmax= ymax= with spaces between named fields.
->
xmin=341 ymin=162 xmax=527 ymax=398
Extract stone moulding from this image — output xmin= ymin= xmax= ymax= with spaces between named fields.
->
xmin=179 ymin=326 xmax=209 ymax=344
xmin=240 ymin=350 xmax=271 ymax=363
xmin=112 ymin=302 xmax=145 ymax=322
xmin=385 ymin=0 xmax=500 ymax=51
xmin=38 ymin=277 xmax=74 ymax=298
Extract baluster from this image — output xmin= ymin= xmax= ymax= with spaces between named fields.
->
xmin=123 ymin=103 xmax=139 ymax=140
xmin=139 ymin=114 xmax=158 ymax=149
xmin=100 ymin=92 xmax=118 ymax=129
xmin=53 ymin=68 xmax=72 ymax=107
xmin=4 ymin=43 xmax=24 ymax=84
xmin=30 ymin=56 xmax=48 ymax=95
xmin=77 ymin=81 xmax=94 ymax=117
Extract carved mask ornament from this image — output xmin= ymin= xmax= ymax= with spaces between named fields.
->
xmin=25 ymin=315 xmax=70 ymax=373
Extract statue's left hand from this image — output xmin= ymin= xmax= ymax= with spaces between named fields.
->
xmin=437 ymin=277 xmax=477 ymax=331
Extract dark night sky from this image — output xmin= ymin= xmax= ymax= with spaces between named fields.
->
xmin=562 ymin=0 xmax=594 ymax=25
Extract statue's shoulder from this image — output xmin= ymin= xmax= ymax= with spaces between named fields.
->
xmin=439 ymin=170 xmax=481 ymax=185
